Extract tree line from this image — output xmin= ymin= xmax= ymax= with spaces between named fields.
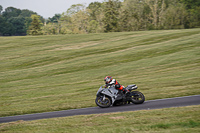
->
xmin=0 ymin=0 xmax=200 ymax=36
xmin=0 ymin=5 xmax=45 ymax=36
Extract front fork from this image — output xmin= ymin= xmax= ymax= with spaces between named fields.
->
xmin=102 ymin=95 xmax=106 ymax=101
xmin=99 ymin=95 xmax=106 ymax=103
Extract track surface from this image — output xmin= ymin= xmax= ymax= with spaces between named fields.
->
xmin=1 ymin=95 xmax=200 ymax=123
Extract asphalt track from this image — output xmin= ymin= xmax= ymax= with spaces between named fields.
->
xmin=0 ymin=95 xmax=200 ymax=123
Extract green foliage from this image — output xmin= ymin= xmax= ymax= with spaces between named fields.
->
xmin=120 ymin=0 xmax=145 ymax=31
xmin=1 ymin=0 xmax=200 ymax=35
xmin=179 ymin=0 xmax=200 ymax=9
xmin=28 ymin=14 xmax=43 ymax=35
xmin=7 ymin=16 xmax=26 ymax=35
xmin=178 ymin=0 xmax=200 ymax=28
xmin=47 ymin=14 xmax=61 ymax=23
xmin=20 ymin=9 xmax=37 ymax=17
xmin=71 ymin=9 xmax=90 ymax=34
xmin=2 ymin=7 xmax=21 ymax=20
xmin=66 ymin=4 xmax=86 ymax=16
xmin=55 ymin=0 xmax=200 ymax=34
xmin=0 ymin=16 xmax=15 ymax=35
xmin=103 ymin=0 xmax=120 ymax=32
xmin=88 ymin=20 xmax=99 ymax=33
xmin=162 ymin=2 xmax=187 ymax=29
xmin=0 ymin=6 xmax=43 ymax=36
xmin=0 ymin=5 xmax=2 ymax=15
xmin=87 ymin=2 xmax=102 ymax=20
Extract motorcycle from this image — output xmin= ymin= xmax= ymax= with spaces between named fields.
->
xmin=95 ymin=84 xmax=145 ymax=108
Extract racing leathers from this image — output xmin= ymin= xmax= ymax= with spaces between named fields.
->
xmin=105 ymin=79 xmax=124 ymax=91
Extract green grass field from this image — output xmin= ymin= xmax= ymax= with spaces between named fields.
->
xmin=0 ymin=29 xmax=200 ymax=117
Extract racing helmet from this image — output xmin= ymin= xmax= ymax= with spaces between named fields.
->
xmin=104 ymin=76 xmax=112 ymax=84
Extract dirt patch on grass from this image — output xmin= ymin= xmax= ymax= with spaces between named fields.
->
xmin=52 ymin=41 xmax=101 ymax=51
xmin=109 ymin=116 xmax=125 ymax=120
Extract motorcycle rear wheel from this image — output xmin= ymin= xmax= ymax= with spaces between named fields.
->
xmin=95 ymin=96 xmax=112 ymax=108
xmin=131 ymin=91 xmax=145 ymax=104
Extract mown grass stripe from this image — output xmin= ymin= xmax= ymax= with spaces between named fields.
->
xmin=0 ymin=29 xmax=200 ymax=117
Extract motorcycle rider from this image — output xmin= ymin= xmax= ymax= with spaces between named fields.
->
xmin=104 ymin=76 xmax=130 ymax=96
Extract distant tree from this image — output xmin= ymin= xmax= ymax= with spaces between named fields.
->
xmin=87 ymin=2 xmax=102 ymax=20
xmin=88 ymin=20 xmax=99 ymax=33
xmin=71 ymin=8 xmax=90 ymax=33
xmin=188 ymin=6 xmax=200 ymax=28
xmin=59 ymin=4 xmax=86 ymax=34
xmin=42 ymin=22 xmax=58 ymax=35
xmin=0 ymin=16 xmax=5 ymax=35
xmin=20 ymin=9 xmax=37 ymax=17
xmin=24 ymin=17 xmax=33 ymax=33
xmin=59 ymin=13 xmax=72 ymax=34
xmin=0 ymin=16 xmax=15 ymax=35
xmin=178 ymin=0 xmax=200 ymax=9
xmin=47 ymin=14 xmax=61 ymax=23
xmin=8 ymin=16 xmax=26 ymax=35
xmin=103 ymin=0 xmax=121 ymax=32
xmin=119 ymin=9 xmax=129 ymax=31
xmin=40 ymin=0 xmax=200 ymax=35
xmin=87 ymin=2 xmax=105 ymax=32
xmin=2 ymin=7 xmax=21 ymax=20
xmin=162 ymin=2 xmax=187 ymax=29
xmin=43 ymin=14 xmax=62 ymax=35
xmin=0 ymin=5 xmax=3 ymax=15
xmin=178 ymin=0 xmax=200 ymax=28
xmin=60 ymin=4 xmax=91 ymax=34
xmin=66 ymin=4 xmax=86 ymax=16
xmin=143 ymin=0 xmax=167 ymax=29
xmin=120 ymin=0 xmax=146 ymax=31
xmin=28 ymin=14 xmax=43 ymax=35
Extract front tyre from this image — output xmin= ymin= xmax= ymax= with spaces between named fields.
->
xmin=95 ymin=96 xmax=112 ymax=108
xmin=131 ymin=91 xmax=145 ymax=104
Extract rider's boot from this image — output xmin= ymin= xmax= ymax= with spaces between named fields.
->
xmin=125 ymin=89 xmax=130 ymax=97
xmin=122 ymin=88 xmax=130 ymax=97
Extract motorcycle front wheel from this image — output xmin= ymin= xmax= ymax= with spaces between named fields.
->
xmin=95 ymin=96 xmax=112 ymax=108
xmin=131 ymin=91 xmax=145 ymax=104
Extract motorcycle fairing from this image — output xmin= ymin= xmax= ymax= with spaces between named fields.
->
xmin=98 ymin=86 xmax=119 ymax=105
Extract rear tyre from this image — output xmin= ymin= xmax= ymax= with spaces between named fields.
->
xmin=131 ymin=91 xmax=145 ymax=104
xmin=95 ymin=96 xmax=112 ymax=108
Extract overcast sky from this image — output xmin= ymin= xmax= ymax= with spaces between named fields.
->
xmin=0 ymin=0 xmax=104 ymax=18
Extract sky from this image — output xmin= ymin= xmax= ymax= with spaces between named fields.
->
xmin=0 ymin=0 xmax=104 ymax=18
